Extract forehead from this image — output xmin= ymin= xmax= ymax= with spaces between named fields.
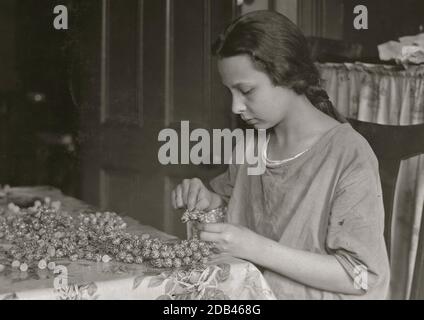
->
xmin=217 ymin=55 xmax=269 ymax=86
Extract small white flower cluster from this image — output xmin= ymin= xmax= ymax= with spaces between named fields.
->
xmin=181 ymin=207 xmax=227 ymax=224
xmin=0 ymin=198 xmax=215 ymax=273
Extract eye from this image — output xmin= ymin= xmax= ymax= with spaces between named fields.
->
xmin=241 ymin=88 xmax=254 ymax=95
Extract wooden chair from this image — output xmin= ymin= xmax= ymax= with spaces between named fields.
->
xmin=411 ymin=205 xmax=424 ymax=299
xmin=347 ymin=118 xmax=424 ymax=299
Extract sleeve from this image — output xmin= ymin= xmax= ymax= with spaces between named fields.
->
xmin=326 ymin=153 xmax=390 ymax=294
xmin=209 ymin=163 xmax=238 ymax=204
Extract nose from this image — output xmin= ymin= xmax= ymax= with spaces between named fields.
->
xmin=231 ymin=94 xmax=246 ymax=115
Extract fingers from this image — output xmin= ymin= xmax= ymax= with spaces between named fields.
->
xmin=210 ymin=245 xmax=221 ymax=254
xmin=209 ymin=252 xmax=231 ymax=261
xmin=207 ymin=254 xmax=221 ymax=264
xmin=197 ymin=223 xmax=227 ymax=233
xmin=172 ymin=178 xmax=210 ymax=211
xmin=182 ymin=179 xmax=190 ymax=206
xmin=187 ymin=182 xmax=201 ymax=211
xmin=199 ymin=230 xmax=220 ymax=242
xmin=195 ymin=197 xmax=210 ymax=211
xmin=175 ymin=184 xmax=184 ymax=209
xmin=198 ymin=223 xmax=228 ymax=242
xmin=195 ymin=188 xmax=210 ymax=211
xmin=198 ymin=231 xmax=226 ymax=254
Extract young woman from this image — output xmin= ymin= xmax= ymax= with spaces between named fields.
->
xmin=171 ymin=10 xmax=390 ymax=299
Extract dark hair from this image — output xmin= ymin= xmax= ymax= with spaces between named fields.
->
xmin=212 ymin=10 xmax=346 ymax=123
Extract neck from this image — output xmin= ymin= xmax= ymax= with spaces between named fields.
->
xmin=271 ymin=95 xmax=338 ymax=147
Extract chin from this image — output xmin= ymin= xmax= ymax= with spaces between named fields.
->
xmin=253 ymin=122 xmax=271 ymax=130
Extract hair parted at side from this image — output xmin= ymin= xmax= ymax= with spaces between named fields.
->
xmin=212 ymin=10 xmax=346 ymax=123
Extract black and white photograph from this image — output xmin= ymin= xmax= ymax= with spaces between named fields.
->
xmin=0 ymin=0 xmax=424 ymax=302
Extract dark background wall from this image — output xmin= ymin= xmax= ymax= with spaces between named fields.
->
xmin=0 ymin=0 xmax=79 ymax=195
xmin=343 ymin=0 xmax=424 ymax=60
xmin=0 ymin=0 xmax=17 ymax=91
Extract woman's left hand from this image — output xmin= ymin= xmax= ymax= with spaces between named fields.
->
xmin=197 ymin=222 xmax=262 ymax=261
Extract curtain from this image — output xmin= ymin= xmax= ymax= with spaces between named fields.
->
xmin=317 ymin=62 xmax=424 ymax=299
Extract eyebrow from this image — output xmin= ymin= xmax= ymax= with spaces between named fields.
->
xmin=224 ymin=81 xmax=254 ymax=89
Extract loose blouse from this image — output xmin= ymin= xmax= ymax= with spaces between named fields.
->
xmin=210 ymin=123 xmax=390 ymax=299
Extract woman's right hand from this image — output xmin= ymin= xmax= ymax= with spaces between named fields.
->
xmin=171 ymin=178 xmax=217 ymax=211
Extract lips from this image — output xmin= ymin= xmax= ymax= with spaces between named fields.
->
xmin=243 ymin=118 xmax=257 ymax=125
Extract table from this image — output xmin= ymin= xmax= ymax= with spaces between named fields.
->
xmin=0 ymin=186 xmax=276 ymax=300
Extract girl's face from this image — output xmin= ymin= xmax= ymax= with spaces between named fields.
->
xmin=217 ymin=54 xmax=296 ymax=129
